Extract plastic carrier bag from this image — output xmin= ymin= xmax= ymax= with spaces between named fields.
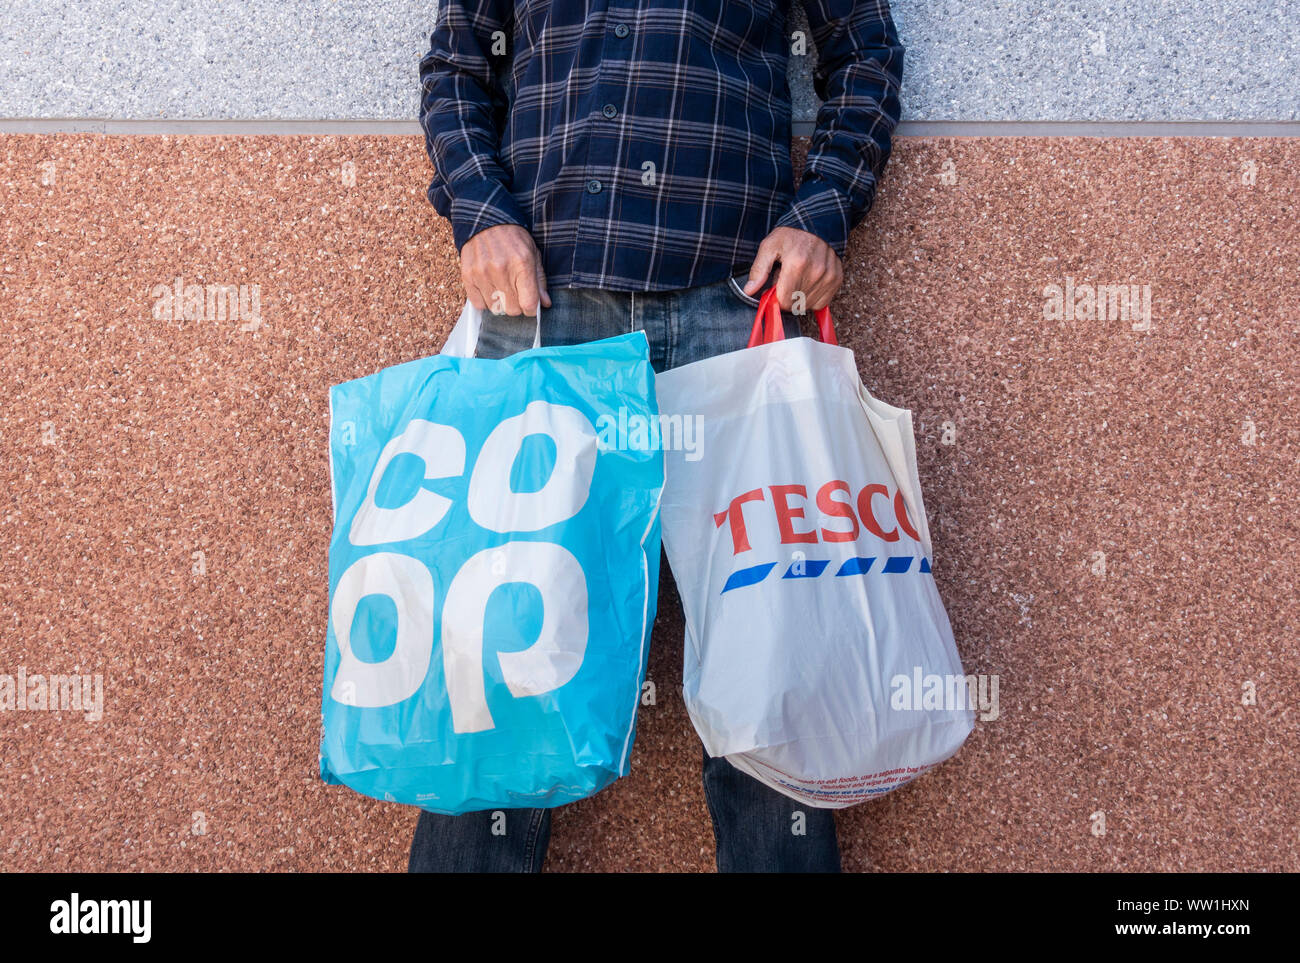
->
xmin=320 ymin=303 xmax=663 ymax=814
xmin=655 ymin=290 xmax=973 ymax=807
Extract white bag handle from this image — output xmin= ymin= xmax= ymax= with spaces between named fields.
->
xmin=440 ymin=299 xmax=543 ymax=358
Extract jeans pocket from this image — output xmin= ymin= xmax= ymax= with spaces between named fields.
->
xmin=725 ymin=273 xmax=763 ymax=309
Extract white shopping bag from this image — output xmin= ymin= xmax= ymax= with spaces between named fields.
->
xmin=656 ymin=290 xmax=973 ymax=808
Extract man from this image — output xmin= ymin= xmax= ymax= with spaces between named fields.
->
xmin=413 ymin=0 xmax=903 ymax=872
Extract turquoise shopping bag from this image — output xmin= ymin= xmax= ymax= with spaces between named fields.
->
xmin=320 ymin=329 xmax=663 ymax=814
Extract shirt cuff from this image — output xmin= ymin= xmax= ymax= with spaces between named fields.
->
xmin=443 ymin=178 xmax=531 ymax=252
xmin=774 ymin=180 xmax=856 ymax=260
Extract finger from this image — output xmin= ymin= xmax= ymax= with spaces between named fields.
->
xmin=488 ymin=283 xmax=521 ymax=316
xmin=796 ymin=245 xmax=833 ymax=311
xmin=774 ymin=255 xmax=806 ymax=311
xmin=485 ymin=264 xmax=522 ymax=315
xmin=792 ymin=263 xmax=827 ymax=315
xmin=811 ymin=256 xmax=844 ymax=311
xmin=514 ymin=273 xmax=540 ymax=317
xmin=460 ymin=249 xmax=487 ymax=309
xmin=463 ymin=276 xmax=489 ymax=312
xmin=744 ymin=240 xmax=779 ymax=295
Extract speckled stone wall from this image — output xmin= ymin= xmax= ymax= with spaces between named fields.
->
xmin=1 ymin=134 xmax=1294 ymax=871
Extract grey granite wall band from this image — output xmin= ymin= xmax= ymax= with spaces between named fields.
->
xmin=1 ymin=1 xmax=1296 ymax=123
xmin=3 ymin=118 xmax=1299 ymax=136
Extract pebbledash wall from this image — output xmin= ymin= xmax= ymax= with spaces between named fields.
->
xmin=0 ymin=1 xmax=1296 ymax=871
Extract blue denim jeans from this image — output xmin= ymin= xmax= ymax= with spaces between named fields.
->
xmin=408 ymin=273 xmax=841 ymax=873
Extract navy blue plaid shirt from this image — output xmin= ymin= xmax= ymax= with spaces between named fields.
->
xmin=419 ymin=1 xmax=903 ymax=292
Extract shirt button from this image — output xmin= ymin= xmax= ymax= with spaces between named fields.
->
xmin=602 ymin=103 xmax=618 ymax=119
xmin=613 ymin=23 xmax=630 ymax=38
xmin=586 ymin=179 xmax=602 ymax=194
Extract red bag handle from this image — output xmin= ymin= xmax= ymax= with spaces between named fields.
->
xmin=745 ymin=287 xmax=840 ymax=347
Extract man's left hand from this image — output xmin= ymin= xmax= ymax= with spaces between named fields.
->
xmin=743 ymin=226 xmax=843 ymax=312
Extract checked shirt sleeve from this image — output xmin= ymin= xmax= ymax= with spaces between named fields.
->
xmin=776 ymin=0 xmax=905 ymax=259
xmin=418 ymin=1 xmax=527 ymax=251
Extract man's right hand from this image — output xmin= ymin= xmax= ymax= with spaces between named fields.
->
xmin=460 ymin=224 xmax=552 ymax=317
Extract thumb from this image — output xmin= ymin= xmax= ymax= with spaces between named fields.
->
xmin=744 ymin=240 xmax=779 ymax=295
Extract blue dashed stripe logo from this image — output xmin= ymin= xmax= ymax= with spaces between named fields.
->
xmin=722 ymin=555 xmax=932 ymax=593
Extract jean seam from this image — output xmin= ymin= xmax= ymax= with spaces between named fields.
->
xmin=700 ymin=750 xmax=728 ymax=872
xmin=517 ymin=808 xmax=538 ymax=873
xmin=665 ymin=294 xmax=677 ymax=371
